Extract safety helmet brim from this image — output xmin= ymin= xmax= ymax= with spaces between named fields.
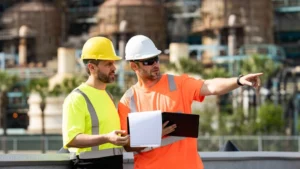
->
xmin=81 ymin=54 xmax=121 ymax=61
xmin=126 ymin=50 xmax=161 ymax=61
xmin=81 ymin=36 xmax=121 ymax=61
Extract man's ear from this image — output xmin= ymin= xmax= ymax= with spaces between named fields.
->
xmin=87 ymin=63 xmax=95 ymax=73
xmin=130 ymin=62 xmax=138 ymax=71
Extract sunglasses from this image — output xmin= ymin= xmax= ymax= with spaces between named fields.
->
xmin=134 ymin=56 xmax=159 ymax=66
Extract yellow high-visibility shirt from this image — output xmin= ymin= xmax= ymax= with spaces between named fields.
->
xmin=62 ymin=83 xmax=121 ymax=154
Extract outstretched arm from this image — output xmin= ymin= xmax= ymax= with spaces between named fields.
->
xmin=200 ymin=73 xmax=263 ymax=96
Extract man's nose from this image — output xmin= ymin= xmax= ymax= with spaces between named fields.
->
xmin=153 ymin=60 xmax=159 ymax=65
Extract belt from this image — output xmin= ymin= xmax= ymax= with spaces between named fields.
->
xmin=70 ymin=147 xmax=123 ymax=160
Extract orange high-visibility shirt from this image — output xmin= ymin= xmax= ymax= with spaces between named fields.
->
xmin=118 ymin=74 xmax=205 ymax=169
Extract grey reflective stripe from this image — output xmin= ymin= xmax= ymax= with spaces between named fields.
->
xmin=127 ymin=75 xmax=177 ymax=113
xmin=161 ymin=136 xmax=185 ymax=146
xmin=70 ymin=147 xmax=123 ymax=160
xmin=130 ymin=96 xmax=137 ymax=112
xmin=124 ymin=87 xmax=137 ymax=113
xmin=106 ymin=90 xmax=113 ymax=101
xmin=136 ymin=136 xmax=186 ymax=154
xmin=74 ymin=89 xmax=99 ymax=151
xmin=167 ymin=74 xmax=176 ymax=92
xmin=129 ymin=75 xmax=179 ymax=154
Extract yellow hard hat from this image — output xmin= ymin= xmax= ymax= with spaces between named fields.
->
xmin=81 ymin=37 xmax=121 ymax=60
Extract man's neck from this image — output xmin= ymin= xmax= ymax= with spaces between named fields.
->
xmin=85 ymin=76 xmax=106 ymax=90
xmin=137 ymin=75 xmax=162 ymax=89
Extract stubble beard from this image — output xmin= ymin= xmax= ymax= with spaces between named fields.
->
xmin=97 ymin=71 xmax=115 ymax=83
xmin=142 ymin=68 xmax=161 ymax=81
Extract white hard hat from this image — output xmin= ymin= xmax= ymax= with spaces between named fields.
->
xmin=125 ymin=35 xmax=161 ymax=61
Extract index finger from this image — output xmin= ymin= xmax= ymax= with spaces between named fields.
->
xmin=118 ymin=135 xmax=129 ymax=141
xmin=163 ymin=121 xmax=169 ymax=128
xmin=114 ymin=130 xmax=126 ymax=135
xmin=253 ymin=73 xmax=263 ymax=76
xmin=248 ymin=73 xmax=263 ymax=77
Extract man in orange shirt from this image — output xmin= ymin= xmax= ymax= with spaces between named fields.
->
xmin=118 ymin=35 xmax=262 ymax=169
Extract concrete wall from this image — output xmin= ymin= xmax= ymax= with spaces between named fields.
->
xmin=0 ymin=152 xmax=299 ymax=169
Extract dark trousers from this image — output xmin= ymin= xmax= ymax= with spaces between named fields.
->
xmin=72 ymin=155 xmax=123 ymax=169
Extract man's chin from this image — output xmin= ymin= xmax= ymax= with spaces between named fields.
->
xmin=108 ymin=78 xmax=115 ymax=83
xmin=109 ymin=75 xmax=115 ymax=81
xmin=102 ymin=78 xmax=115 ymax=84
xmin=151 ymin=73 xmax=161 ymax=80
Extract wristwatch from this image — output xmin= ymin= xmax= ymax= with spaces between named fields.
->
xmin=237 ymin=75 xmax=244 ymax=86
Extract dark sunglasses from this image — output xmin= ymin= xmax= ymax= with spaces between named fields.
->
xmin=134 ymin=56 xmax=159 ymax=66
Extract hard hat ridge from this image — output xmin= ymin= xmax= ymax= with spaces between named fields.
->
xmin=81 ymin=36 xmax=121 ymax=61
xmin=125 ymin=35 xmax=161 ymax=61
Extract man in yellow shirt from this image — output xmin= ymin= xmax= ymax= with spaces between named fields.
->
xmin=62 ymin=37 xmax=129 ymax=169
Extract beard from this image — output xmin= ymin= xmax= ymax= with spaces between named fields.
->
xmin=141 ymin=66 xmax=161 ymax=80
xmin=97 ymin=70 xmax=115 ymax=83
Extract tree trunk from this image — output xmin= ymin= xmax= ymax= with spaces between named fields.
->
xmin=255 ymin=89 xmax=261 ymax=121
xmin=41 ymin=101 xmax=46 ymax=153
xmin=0 ymin=91 xmax=8 ymax=153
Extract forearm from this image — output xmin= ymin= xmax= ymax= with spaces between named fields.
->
xmin=202 ymin=77 xmax=239 ymax=95
xmin=68 ymin=134 xmax=109 ymax=148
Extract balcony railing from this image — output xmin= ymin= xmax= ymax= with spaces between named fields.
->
xmin=0 ymin=135 xmax=299 ymax=154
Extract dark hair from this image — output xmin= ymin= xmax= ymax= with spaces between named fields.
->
xmin=83 ymin=59 xmax=101 ymax=75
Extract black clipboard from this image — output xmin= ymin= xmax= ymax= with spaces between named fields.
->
xmin=162 ymin=112 xmax=199 ymax=138
xmin=127 ymin=112 xmax=199 ymax=138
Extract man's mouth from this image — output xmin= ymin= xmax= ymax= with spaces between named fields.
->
xmin=152 ymin=68 xmax=159 ymax=72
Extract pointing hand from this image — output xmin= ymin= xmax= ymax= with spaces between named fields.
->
xmin=239 ymin=73 xmax=263 ymax=89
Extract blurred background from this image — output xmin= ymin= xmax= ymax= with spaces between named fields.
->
xmin=0 ymin=0 xmax=299 ymax=154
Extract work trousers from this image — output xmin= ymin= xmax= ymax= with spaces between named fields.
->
xmin=72 ymin=155 xmax=123 ymax=169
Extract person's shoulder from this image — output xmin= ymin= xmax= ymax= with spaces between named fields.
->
xmin=165 ymin=73 xmax=190 ymax=81
xmin=177 ymin=73 xmax=200 ymax=80
xmin=63 ymin=88 xmax=85 ymax=105
xmin=120 ymin=86 xmax=136 ymax=105
xmin=121 ymin=86 xmax=134 ymax=99
xmin=164 ymin=73 xmax=189 ymax=78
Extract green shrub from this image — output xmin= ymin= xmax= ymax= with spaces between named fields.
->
xmin=256 ymin=102 xmax=284 ymax=134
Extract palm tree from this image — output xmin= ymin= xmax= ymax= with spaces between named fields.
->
xmin=201 ymin=66 xmax=230 ymax=134
xmin=0 ymin=71 xmax=18 ymax=153
xmin=166 ymin=58 xmax=204 ymax=74
xmin=166 ymin=58 xmax=230 ymax=134
xmin=240 ymin=54 xmax=280 ymax=85
xmin=239 ymin=54 xmax=282 ymax=121
xmin=0 ymin=71 xmax=18 ymax=93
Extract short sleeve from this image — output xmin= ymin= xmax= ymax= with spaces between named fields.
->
xmin=62 ymin=93 xmax=86 ymax=148
xmin=180 ymin=74 xmax=205 ymax=102
xmin=118 ymin=94 xmax=131 ymax=132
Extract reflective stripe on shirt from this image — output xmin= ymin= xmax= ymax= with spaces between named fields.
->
xmin=127 ymin=74 xmax=186 ymax=153
xmin=74 ymin=89 xmax=99 ymax=151
xmin=127 ymin=74 xmax=177 ymax=113
xmin=73 ymin=89 xmax=123 ymax=159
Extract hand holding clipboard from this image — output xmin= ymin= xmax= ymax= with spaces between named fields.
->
xmin=127 ymin=111 xmax=199 ymax=138
xmin=162 ymin=112 xmax=199 ymax=138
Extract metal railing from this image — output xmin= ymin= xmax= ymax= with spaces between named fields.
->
xmin=0 ymin=135 xmax=299 ymax=153
xmin=197 ymin=136 xmax=300 ymax=152
xmin=0 ymin=152 xmax=299 ymax=169
xmin=273 ymin=0 xmax=300 ymax=8
xmin=273 ymin=0 xmax=300 ymax=13
xmin=5 ymin=68 xmax=56 ymax=79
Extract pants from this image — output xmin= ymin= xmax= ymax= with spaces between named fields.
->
xmin=72 ymin=155 xmax=123 ymax=169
